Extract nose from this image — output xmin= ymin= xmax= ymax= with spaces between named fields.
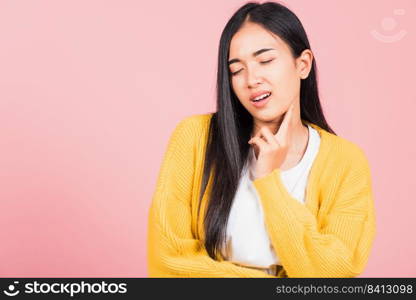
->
xmin=246 ymin=65 xmax=262 ymax=88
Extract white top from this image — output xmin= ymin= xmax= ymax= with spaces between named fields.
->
xmin=220 ymin=124 xmax=321 ymax=275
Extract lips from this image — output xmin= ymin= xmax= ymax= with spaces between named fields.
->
xmin=251 ymin=93 xmax=271 ymax=108
xmin=250 ymin=90 xmax=271 ymax=102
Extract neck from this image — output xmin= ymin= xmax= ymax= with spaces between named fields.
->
xmin=251 ymin=106 xmax=309 ymax=155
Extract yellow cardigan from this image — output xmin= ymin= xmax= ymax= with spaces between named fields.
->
xmin=147 ymin=113 xmax=376 ymax=278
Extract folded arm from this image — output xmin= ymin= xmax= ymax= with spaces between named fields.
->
xmin=252 ymin=148 xmax=376 ymax=278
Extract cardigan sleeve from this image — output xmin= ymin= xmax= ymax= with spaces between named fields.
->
xmin=147 ymin=116 xmax=278 ymax=277
xmin=252 ymin=145 xmax=377 ymax=278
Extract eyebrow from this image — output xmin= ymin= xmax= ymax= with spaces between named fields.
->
xmin=228 ymin=48 xmax=276 ymax=65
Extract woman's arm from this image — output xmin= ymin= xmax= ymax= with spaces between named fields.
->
xmin=147 ymin=116 xmax=278 ymax=278
xmin=252 ymin=146 xmax=376 ymax=278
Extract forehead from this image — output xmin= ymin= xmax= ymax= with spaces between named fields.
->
xmin=229 ymin=22 xmax=287 ymax=57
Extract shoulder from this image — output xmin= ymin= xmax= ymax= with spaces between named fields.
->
xmin=319 ymin=128 xmax=372 ymax=178
xmin=175 ymin=113 xmax=213 ymax=129
xmin=331 ymin=134 xmax=369 ymax=167
xmin=167 ymin=113 xmax=214 ymax=147
xmin=172 ymin=113 xmax=213 ymax=137
xmin=309 ymin=122 xmax=371 ymax=170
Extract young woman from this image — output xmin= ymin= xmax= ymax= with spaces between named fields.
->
xmin=147 ymin=1 xmax=376 ymax=278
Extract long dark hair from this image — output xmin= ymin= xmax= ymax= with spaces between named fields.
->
xmin=199 ymin=1 xmax=336 ymax=260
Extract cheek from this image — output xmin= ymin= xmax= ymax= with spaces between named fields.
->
xmin=269 ymin=67 xmax=299 ymax=99
xmin=231 ymin=77 xmax=246 ymax=98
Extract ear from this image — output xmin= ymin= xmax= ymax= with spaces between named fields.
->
xmin=296 ymin=49 xmax=313 ymax=79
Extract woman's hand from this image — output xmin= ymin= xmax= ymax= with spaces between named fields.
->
xmin=248 ymin=102 xmax=295 ymax=180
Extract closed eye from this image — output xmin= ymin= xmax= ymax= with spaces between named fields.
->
xmin=230 ymin=59 xmax=275 ymax=76
xmin=260 ymin=59 xmax=274 ymax=64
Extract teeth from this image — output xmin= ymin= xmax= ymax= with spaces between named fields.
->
xmin=253 ymin=92 xmax=271 ymax=101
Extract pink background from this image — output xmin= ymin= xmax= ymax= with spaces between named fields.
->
xmin=0 ymin=0 xmax=414 ymax=277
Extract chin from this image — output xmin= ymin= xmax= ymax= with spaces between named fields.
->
xmin=254 ymin=109 xmax=283 ymax=122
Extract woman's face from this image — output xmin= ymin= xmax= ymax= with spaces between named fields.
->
xmin=228 ymin=21 xmax=310 ymax=126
